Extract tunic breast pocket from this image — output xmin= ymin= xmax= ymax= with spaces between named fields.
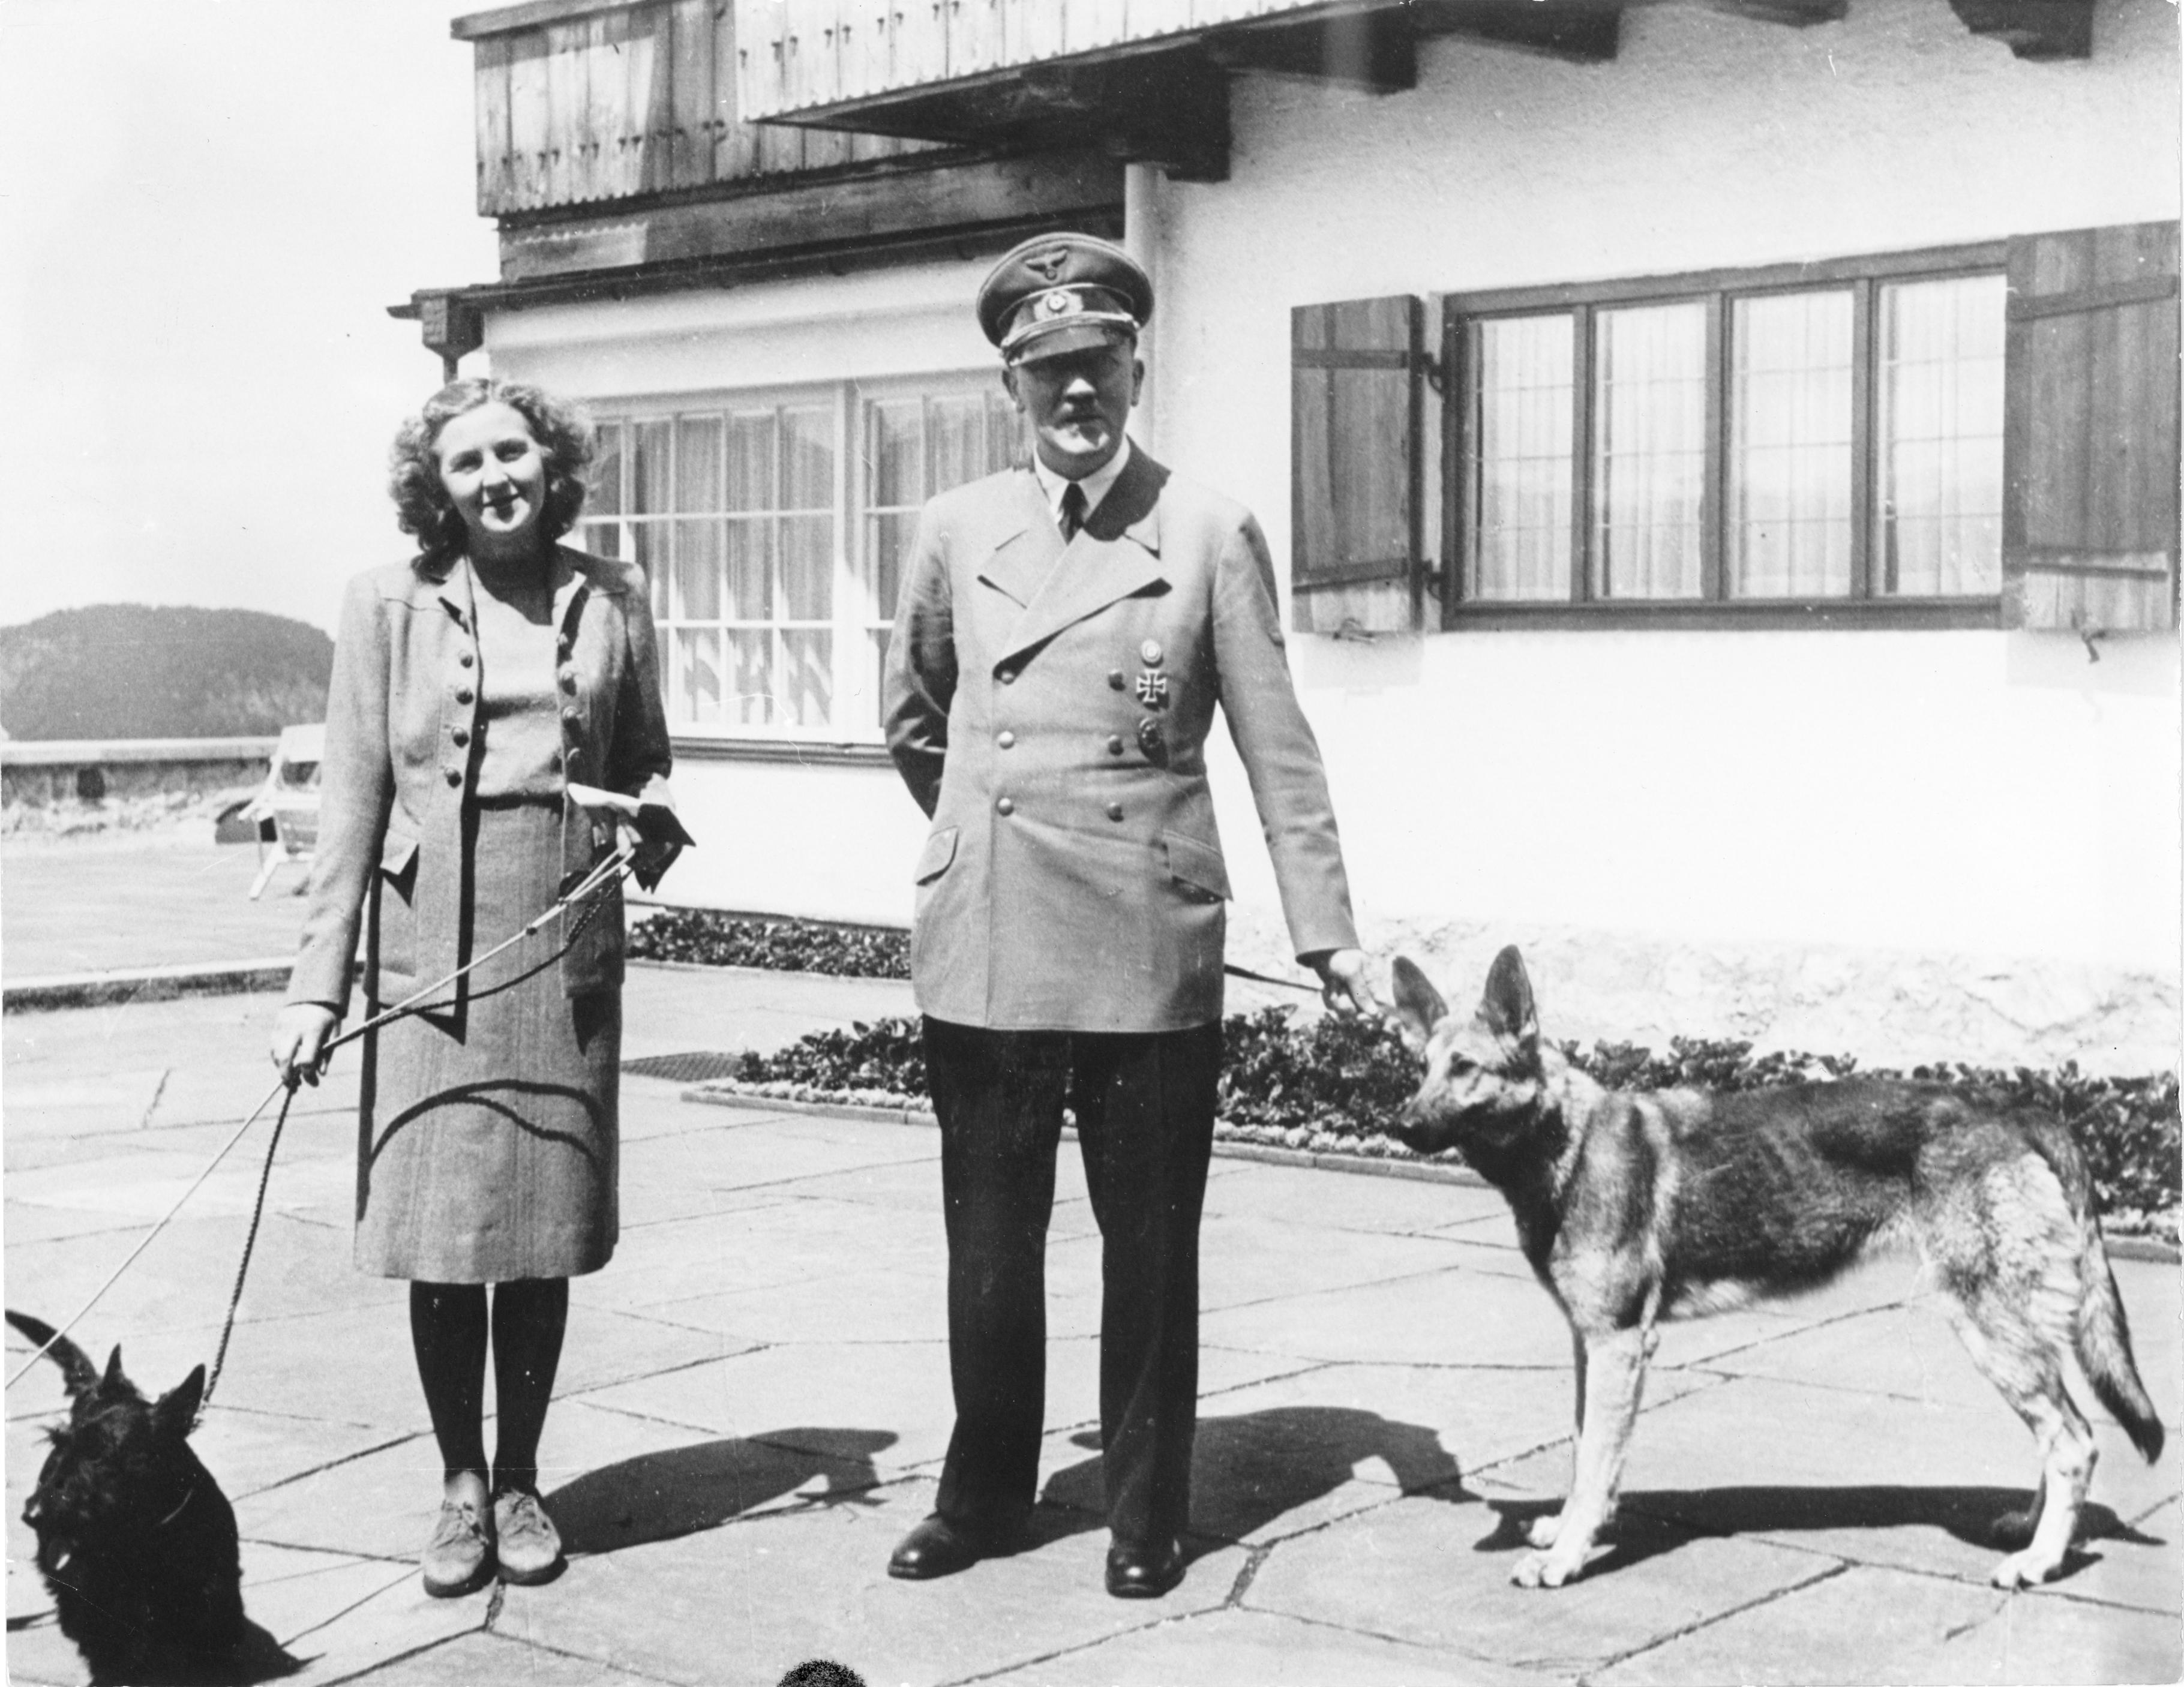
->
xmin=373 ymin=829 xmax=420 ymax=984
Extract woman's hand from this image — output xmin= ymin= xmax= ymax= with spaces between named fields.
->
xmin=271 ymin=1004 xmax=340 ymax=1088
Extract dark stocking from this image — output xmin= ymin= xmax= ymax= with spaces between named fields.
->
xmin=409 ymin=1282 xmax=488 ymax=1483
xmin=490 ymin=1277 xmax=569 ymax=1496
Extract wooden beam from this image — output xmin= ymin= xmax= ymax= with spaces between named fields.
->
xmin=1204 ymin=11 xmax=1418 ymax=92
xmin=1947 ymin=0 xmax=2093 ymax=57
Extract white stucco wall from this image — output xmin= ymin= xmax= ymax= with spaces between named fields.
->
xmin=485 ymin=0 xmax=2181 ymax=1068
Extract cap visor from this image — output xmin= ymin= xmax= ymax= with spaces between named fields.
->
xmin=1007 ymin=320 xmax=1136 ymax=364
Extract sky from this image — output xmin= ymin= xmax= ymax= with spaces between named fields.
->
xmin=0 ymin=0 xmax=500 ymax=634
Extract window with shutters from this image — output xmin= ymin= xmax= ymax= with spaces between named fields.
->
xmin=1291 ymin=226 xmax=2176 ymax=634
xmin=578 ymin=376 xmax=1021 ymax=739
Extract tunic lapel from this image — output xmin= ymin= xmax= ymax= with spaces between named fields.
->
xmin=995 ymin=448 xmax=1169 ymax=670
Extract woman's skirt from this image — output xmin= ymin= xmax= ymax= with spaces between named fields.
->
xmin=355 ymin=797 xmax=619 ymax=1282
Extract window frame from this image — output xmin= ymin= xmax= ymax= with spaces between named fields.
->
xmin=577 ymin=369 xmax=1017 ymax=746
xmin=1441 ymin=239 xmax=2011 ymax=631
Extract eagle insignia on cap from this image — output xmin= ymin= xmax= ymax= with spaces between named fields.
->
xmin=1025 ymin=248 xmax=1070 ymax=282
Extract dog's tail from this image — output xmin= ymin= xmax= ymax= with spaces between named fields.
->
xmin=4 ymin=1310 xmax=99 ymax=1398
xmin=2023 ymin=1120 xmax=2165 ymax=1463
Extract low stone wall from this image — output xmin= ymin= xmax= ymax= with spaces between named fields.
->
xmin=1 ymin=738 xmax=275 ymax=808
xmin=1225 ymin=905 xmax=2180 ymax=1079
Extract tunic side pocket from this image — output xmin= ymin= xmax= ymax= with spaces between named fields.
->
xmin=1162 ymin=831 xmax=1231 ymax=904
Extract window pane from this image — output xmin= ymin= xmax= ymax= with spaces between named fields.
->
xmin=577 ymin=519 xmax=622 ymax=560
xmin=928 ymin=395 xmax=987 ymax=493
xmin=725 ymin=518 xmax=772 ymax=620
xmin=1876 ymin=274 xmax=2005 ymax=596
xmin=781 ymin=406 xmax=834 ymax=509
xmin=633 ymin=420 xmax=672 ymax=515
xmin=673 ymin=518 xmax=722 ymax=622
xmin=675 ymin=416 xmax=722 ymax=515
xmin=778 ymin=629 xmax=833 ymax=728
xmin=1730 ymin=290 xmax=1852 ymax=598
xmin=727 ymin=413 xmax=776 ymax=511
xmin=986 ymin=391 xmax=1022 ymax=471
xmin=674 ymin=627 xmax=722 ymax=725
xmin=725 ymin=629 xmax=772 ymax=726
xmin=633 ymin=521 xmax=668 ymax=617
xmin=1468 ymin=315 xmax=1573 ymax=602
xmin=781 ymin=515 xmax=833 ymax=620
xmin=862 ymin=511 xmax=918 ymax=629
xmin=1592 ymin=302 xmax=1705 ymax=599
xmin=590 ymin=422 xmax=623 ymax=518
xmin=869 ymin=398 xmax=922 ymax=511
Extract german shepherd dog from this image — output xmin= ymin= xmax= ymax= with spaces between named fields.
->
xmin=7 ymin=1310 xmax=296 ymax=1685
xmin=1385 ymin=948 xmax=2165 ymax=1591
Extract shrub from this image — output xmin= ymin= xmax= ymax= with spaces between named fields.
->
xmin=630 ymin=908 xmax=910 ymax=979
xmin=721 ymin=1011 xmax=2178 ymax=1227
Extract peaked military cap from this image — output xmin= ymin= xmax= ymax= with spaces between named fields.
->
xmin=977 ymin=232 xmax=1154 ymax=364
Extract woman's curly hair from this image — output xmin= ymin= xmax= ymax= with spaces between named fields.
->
xmin=388 ymin=379 xmax=597 ymax=571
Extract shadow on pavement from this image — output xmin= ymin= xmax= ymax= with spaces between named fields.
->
xmin=1475 ymin=1485 xmax=2158 ymax=1583
xmin=547 ymin=1428 xmax=895 ymax=1554
xmin=1039 ymin=1407 xmax=1467 ymax=1553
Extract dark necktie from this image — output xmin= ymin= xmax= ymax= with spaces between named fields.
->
xmin=1059 ymin=481 xmax=1088 ymax=542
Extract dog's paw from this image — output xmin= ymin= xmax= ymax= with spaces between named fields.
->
xmin=1525 ymin=1512 xmax=1562 ymax=1549
xmin=1989 ymin=1548 xmax=2062 ymax=1591
xmin=1511 ymin=1549 xmax=1582 ymax=1589
xmin=1988 ymin=1508 xmax=2038 ymax=1550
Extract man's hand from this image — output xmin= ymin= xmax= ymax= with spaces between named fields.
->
xmin=271 ymin=1003 xmax=340 ymax=1088
xmin=1306 ymin=948 xmax=1382 ymax=1017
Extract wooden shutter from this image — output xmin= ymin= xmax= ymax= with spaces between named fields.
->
xmin=1291 ymin=295 xmax=1427 ymax=635
xmin=2002 ymin=221 xmax=2180 ymax=632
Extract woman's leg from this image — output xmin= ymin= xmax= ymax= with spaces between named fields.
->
xmin=490 ymin=1276 xmax=569 ymax=1495
xmin=409 ymin=1282 xmax=490 ymax=1503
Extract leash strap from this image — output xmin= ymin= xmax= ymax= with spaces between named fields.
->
xmin=1223 ymin=961 xmax=1323 ymax=995
xmin=6 ymin=849 xmax=636 ymax=1400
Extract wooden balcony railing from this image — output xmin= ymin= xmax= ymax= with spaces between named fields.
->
xmin=455 ymin=0 xmax=942 ymax=217
xmin=732 ymin=0 xmax=1372 ymax=121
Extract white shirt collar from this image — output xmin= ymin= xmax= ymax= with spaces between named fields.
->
xmin=1030 ymin=436 xmax=1132 ymax=532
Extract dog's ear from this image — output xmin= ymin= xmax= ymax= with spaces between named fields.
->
xmin=154 ymin=1365 xmax=207 ymax=1440
xmin=1390 ymin=956 xmax=1449 ymax=1047
xmin=103 ymin=1346 xmax=127 ymax=1392
xmin=1480 ymin=945 xmax=1539 ymax=1055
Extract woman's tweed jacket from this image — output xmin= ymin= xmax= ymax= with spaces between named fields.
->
xmin=287 ymin=545 xmax=671 ymax=1016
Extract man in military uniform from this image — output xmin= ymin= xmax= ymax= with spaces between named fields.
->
xmin=882 ymin=231 xmax=1376 ymax=1599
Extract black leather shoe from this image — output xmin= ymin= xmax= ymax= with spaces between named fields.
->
xmin=888 ymin=1515 xmax=988 ymax=1580
xmin=1105 ymin=1537 xmax=1185 ymax=1599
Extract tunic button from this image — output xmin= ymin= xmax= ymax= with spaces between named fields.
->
xmin=558 ymin=667 xmax=578 ymax=693
xmin=1106 ymin=802 xmax=1124 ymax=822
xmin=997 ymin=730 xmax=1016 ymax=749
xmin=1140 ymin=640 xmax=1164 ymax=667
xmin=1106 ymin=735 xmax=1124 ymax=755
xmin=997 ymin=796 xmax=1015 ymax=815
xmin=1107 ymin=670 xmax=1125 ymax=691
xmin=563 ymin=709 xmax=581 ymax=729
xmin=998 ymin=668 xmax=1017 ymax=685
xmin=451 ymin=728 xmax=469 ymax=747
xmin=443 ymin=767 xmax=461 ymax=787
xmin=455 ymin=688 xmax=474 ymax=706
xmin=457 ymin=650 xmax=473 ymax=668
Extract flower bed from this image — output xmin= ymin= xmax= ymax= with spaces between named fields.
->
xmin=629 ymin=907 xmax=910 ymax=979
xmin=707 ymin=1006 xmax=2180 ymax=1240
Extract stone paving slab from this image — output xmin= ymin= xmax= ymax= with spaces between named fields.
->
xmin=7 ymin=985 xmax=2177 ymax=1686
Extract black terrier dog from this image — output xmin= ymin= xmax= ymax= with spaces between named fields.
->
xmin=7 ymin=1311 xmax=296 ymax=1686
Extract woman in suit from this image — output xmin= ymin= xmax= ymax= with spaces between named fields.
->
xmin=269 ymin=379 xmax=671 ymax=1597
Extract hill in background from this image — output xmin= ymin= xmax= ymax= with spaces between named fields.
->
xmin=0 ymin=605 xmax=333 ymax=741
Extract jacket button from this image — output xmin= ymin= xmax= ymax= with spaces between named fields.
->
xmin=996 ymin=796 xmax=1015 ymax=816
xmin=997 ymin=730 xmax=1015 ymax=749
xmin=1106 ymin=802 xmax=1124 ymax=822
xmin=564 ymin=745 xmax=582 ymax=766
xmin=455 ymin=688 xmax=474 ymax=705
xmin=451 ymin=728 xmax=469 ymax=747
xmin=549 ymin=753 xmax=563 ymax=773
xmin=458 ymin=651 xmax=474 ymax=669
xmin=1106 ymin=735 xmax=1124 ymax=755
xmin=1108 ymin=670 xmax=1125 ymax=691
xmin=998 ymin=668 xmax=1017 ymax=685
xmin=443 ymin=767 xmax=461 ymax=787
xmin=563 ymin=709 xmax=581 ymax=729
xmin=559 ymin=666 xmax=578 ymax=692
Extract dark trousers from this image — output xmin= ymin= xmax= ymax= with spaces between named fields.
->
xmin=923 ymin=1015 xmax=1222 ymax=1547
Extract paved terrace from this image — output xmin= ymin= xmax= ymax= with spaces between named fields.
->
xmin=3 ymin=840 xmax=2180 ymax=1684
